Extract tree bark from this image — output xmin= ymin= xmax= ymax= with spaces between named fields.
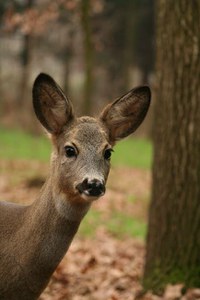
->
xmin=144 ymin=0 xmax=200 ymax=291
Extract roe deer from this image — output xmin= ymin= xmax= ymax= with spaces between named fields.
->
xmin=0 ymin=73 xmax=151 ymax=299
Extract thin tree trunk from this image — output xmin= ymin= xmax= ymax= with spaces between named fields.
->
xmin=122 ymin=0 xmax=135 ymax=91
xmin=18 ymin=33 xmax=32 ymax=106
xmin=63 ymin=49 xmax=71 ymax=96
xmin=144 ymin=0 xmax=200 ymax=291
xmin=81 ymin=0 xmax=94 ymax=115
xmin=17 ymin=0 xmax=34 ymax=128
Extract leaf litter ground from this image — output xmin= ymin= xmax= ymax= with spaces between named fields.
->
xmin=0 ymin=159 xmax=199 ymax=300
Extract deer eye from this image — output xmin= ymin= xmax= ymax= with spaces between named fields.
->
xmin=64 ymin=146 xmax=77 ymax=158
xmin=104 ymin=148 xmax=113 ymax=160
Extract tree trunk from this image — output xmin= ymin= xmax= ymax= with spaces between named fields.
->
xmin=81 ymin=0 xmax=94 ymax=115
xmin=122 ymin=0 xmax=136 ymax=91
xmin=18 ymin=33 xmax=32 ymax=105
xmin=144 ymin=0 xmax=200 ymax=292
xmin=17 ymin=0 xmax=34 ymax=128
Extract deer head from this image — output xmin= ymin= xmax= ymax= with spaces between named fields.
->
xmin=32 ymin=73 xmax=151 ymax=205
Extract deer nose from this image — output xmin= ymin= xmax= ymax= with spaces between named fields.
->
xmin=76 ymin=178 xmax=105 ymax=197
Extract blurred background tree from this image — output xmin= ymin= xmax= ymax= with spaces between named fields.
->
xmin=0 ymin=0 xmax=155 ymax=132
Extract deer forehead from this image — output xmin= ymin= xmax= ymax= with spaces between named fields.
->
xmin=63 ymin=117 xmax=109 ymax=149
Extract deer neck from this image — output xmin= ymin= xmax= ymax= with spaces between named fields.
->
xmin=26 ymin=175 xmax=90 ymax=259
xmin=11 ymin=176 xmax=90 ymax=297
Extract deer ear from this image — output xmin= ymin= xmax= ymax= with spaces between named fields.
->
xmin=100 ymin=86 xmax=151 ymax=142
xmin=32 ymin=73 xmax=74 ymax=134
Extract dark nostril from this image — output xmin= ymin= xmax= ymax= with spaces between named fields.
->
xmin=82 ymin=178 xmax=89 ymax=188
xmin=76 ymin=178 xmax=88 ymax=194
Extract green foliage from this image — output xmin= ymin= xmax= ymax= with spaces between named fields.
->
xmin=0 ymin=127 xmax=152 ymax=169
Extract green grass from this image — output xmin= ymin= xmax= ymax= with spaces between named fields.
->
xmin=79 ymin=210 xmax=103 ymax=237
xmin=0 ymin=127 xmax=51 ymax=161
xmin=112 ymin=138 xmax=152 ymax=169
xmin=0 ymin=127 xmax=152 ymax=168
xmin=106 ymin=212 xmax=147 ymax=239
xmin=79 ymin=210 xmax=147 ymax=239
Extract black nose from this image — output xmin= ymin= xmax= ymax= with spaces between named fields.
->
xmin=76 ymin=178 xmax=105 ymax=197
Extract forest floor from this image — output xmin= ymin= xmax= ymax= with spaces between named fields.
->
xmin=0 ymin=159 xmax=199 ymax=300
